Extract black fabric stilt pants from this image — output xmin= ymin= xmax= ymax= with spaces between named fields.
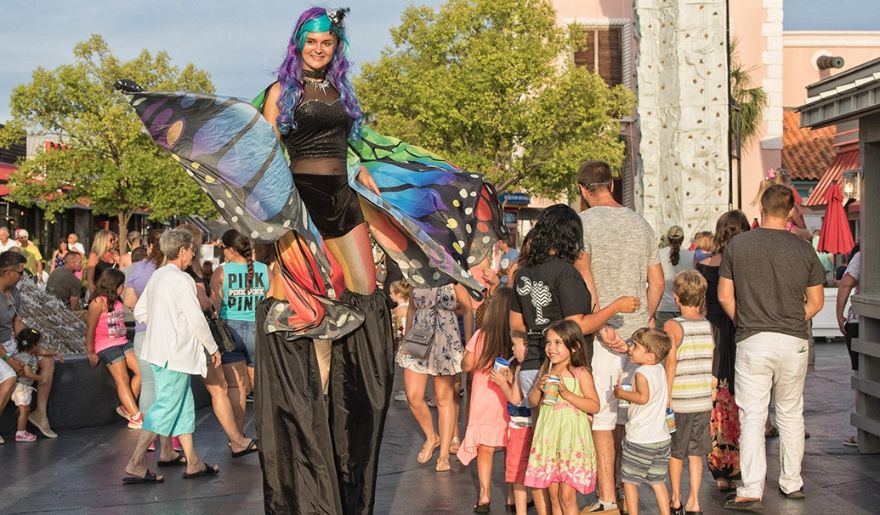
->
xmin=255 ymin=291 xmax=394 ymax=515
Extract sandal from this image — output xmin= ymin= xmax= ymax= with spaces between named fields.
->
xmin=765 ymin=426 xmax=779 ymax=438
xmin=417 ymin=437 xmax=440 ymax=464
xmin=231 ymin=438 xmax=259 ymax=458
xmin=716 ymin=479 xmax=736 ymax=492
xmin=449 ymin=437 xmax=461 ymax=455
xmin=183 ymin=463 xmax=219 ymax=479
xmin=123 ymin=469 xmax=164 ymax=484
xmin=843 ymin=435 xmax=858 ymax=447
xmin=473 ymin=501 xmax=490 ymax=513
xmin=435 ymin=456 xmax=450 ymax=472
xmin=157 ymin=453 xmax=187 ymax=467
xmin=722 ymin=493 xmax=762 ymax=511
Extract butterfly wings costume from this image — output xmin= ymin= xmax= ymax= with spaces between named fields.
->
xmin=117 ymin=81 xmax=506 ymax=514
xmin=117 ymin=83 xmax=505 ymax=338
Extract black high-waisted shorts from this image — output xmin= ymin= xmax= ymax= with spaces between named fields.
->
xmin=293 ymin=173 xmax=365 ymax=238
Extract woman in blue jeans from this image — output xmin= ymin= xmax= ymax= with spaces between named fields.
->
xmin=211 ymin=229 xmax=270 ymax=436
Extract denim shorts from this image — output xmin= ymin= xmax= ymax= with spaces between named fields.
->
xmin=97 ymin=341 xmax=134 ymax=366
xmin=221 ymin=319 xmax=257 ymax=367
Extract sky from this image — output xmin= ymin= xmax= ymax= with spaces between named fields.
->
xmin=1 ymin=0 xmax=878 ymax=123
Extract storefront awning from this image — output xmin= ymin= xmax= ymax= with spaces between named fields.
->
xmin=804 ymin=145 xmax=860 ymax=207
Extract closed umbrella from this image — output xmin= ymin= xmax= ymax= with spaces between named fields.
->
xmin=817 ymin=182 xmax=854 ymax=254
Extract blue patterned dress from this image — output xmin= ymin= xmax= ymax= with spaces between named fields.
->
xmin=396 ymin=285 xmax=463 ymax=376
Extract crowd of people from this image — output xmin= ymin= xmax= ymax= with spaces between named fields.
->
xmin=382 ymin=161 xmax=840 ymax=515
xmin=0 ymin=161 xmax=853 ymax=512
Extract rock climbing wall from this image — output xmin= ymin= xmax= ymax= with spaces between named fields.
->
xmin=634 ymin=0 xmax=730 ymax=235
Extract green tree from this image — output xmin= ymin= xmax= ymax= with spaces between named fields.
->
xmin=730 ymin=39 xmax=767 ymax=146
xmin=0 ymin=34 xmax=216 ymax=248
xmin=355 ymin=0 xmax=635 ymax=197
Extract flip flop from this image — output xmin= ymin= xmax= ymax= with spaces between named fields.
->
xmin=231 ymin=438 xmax=259 ymax=458
xmin=722 ymin=493 xmax=762 ymax=511
xmin=183 ymin=463 xmax=219 ymax=479
xmin=123 ymin=469 xmax=164 ymax=484
xmin=157 ymin=453 xmax=188 ymax=467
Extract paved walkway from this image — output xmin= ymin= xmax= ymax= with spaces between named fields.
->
xmin=1 ymin=343 xmax=878 ymax=514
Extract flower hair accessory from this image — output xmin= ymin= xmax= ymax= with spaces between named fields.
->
xmin=326 ymin=7 xmax=350 ymax=27
xmin=766 ymin=167 xmax=777 ymax=180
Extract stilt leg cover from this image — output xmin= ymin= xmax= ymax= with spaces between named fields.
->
xmin=255 ymin=299 xmax=343 ymax=515
xmin=329 ymin=290 xmax=395 ymax=515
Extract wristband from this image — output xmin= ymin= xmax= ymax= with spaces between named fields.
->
xmin=1 ymin=354 xmax=7 ymax=362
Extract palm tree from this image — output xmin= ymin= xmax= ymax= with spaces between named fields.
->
xmin=730 ymin=40 xmax=768 ymax=145
xmin=729 ymin=39 xmax=768 ymax=206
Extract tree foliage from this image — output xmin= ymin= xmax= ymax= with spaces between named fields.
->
xmin=0 ymin=34 xmax=216 ymax=245
xmin=355 ymin=0 xmax=635 ymax=196
xmin=730 ymin=39 xmax=767 ymax=147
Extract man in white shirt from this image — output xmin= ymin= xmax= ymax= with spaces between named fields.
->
xmin=66 ymin=233 xmax=85 ymax=255
xmin=123 ymin=228 xmax=220 ymax=484
xmin=0 ymin=227 xmax=19 ymax=253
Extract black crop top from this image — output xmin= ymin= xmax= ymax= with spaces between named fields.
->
xmin=280 ymin=81 xmax=352 ymax=169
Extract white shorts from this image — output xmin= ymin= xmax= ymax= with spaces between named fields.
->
xmin=591 ymin=341 xmax=626 ymax=430
xmin=12 ymin=382 xmax=34 ymax=406
xmin=0 ymin=358 xmax=15 ymax=384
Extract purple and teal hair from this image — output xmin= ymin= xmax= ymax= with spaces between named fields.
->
xmin=276 ymin=6 xmax=364 ymax=139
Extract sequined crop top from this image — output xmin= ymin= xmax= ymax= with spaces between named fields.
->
xmin=280 ymin=81 xmax=352 ymax=170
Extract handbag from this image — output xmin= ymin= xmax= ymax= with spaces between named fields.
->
xmin=400 ymin=326 xmax=434 ymax=359
xmin=399 ymin=288 xmax=438 ymax=359
xmin=206 ymin=311 xmax=237 ymax=354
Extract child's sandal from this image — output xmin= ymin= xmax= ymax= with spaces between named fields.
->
xmin=435 ymin=456 xmax=450 ymax=472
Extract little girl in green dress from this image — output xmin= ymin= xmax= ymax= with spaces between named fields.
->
xmin=525 ymin=319 xmax=600 ymax=514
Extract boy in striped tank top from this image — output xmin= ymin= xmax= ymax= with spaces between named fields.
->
xmin=663 ymin=270 xmax=714 ymax=515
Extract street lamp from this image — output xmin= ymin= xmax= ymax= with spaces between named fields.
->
xmin=841 ymin=169 xmax=862 ymax=202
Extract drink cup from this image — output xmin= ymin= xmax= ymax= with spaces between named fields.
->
xmin=543 ymin=375 xmax=561 ymax=405
xmin=666 ymin=407 xmax=677 ymax=433
xmin=618 ymin=384 xmax=633 ymax=407
xmin=493 ymin=357 xmax=510 ymax=373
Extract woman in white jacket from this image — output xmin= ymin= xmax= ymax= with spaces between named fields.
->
xmin=122 ymin=228 xmax=222 ymax=484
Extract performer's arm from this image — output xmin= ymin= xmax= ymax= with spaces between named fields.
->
xmin=262 ymin=82 xmax=283 ymax=141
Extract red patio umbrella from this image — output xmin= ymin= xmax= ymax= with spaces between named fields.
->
xmin=817 ymin=182 xmax=854 ymax=254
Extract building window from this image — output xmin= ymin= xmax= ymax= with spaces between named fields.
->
xmin=574 ymin=27 xmax=623 ymax=87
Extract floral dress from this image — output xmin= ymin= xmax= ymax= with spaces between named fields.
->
xmin=524 ymin=368 xmax=597 ymax=494
xmin=396 ymin=284 xmax=463 ymax=376
xmin=698 ymin=262 xmax=741 ymax=481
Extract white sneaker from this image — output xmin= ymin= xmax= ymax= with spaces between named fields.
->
xmin=0 ymin=434 xmax=5 ymax=444
xmin=393 ymin=391 xmax=408 ymax=402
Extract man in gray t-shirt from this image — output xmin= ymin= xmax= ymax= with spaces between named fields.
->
xmin=718 ymin=184 xmax=824 ymax=508
xmin=576 ymin=160 xmax=664 ymax=513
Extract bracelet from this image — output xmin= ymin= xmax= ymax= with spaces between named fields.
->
xmin=1 ymin=354 xmax=7 ymax=362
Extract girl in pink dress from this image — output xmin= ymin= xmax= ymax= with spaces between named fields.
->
xmin=459 ymin=288 xmax=516 ymax=512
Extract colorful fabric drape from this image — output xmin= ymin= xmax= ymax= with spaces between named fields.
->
xmin=118 ymin=82 xmax=506 ymax=339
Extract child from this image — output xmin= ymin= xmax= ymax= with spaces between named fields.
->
xmin=389 ymin=280 xmax=413 ymax=345
xmin=10 ymin=328 xmax=51 ymax=442
xmin=86 ymin=268 xmax=142 ymax=428
xmin=459 ymin=288 xmax=516 ymax=512
xmin=492 ymin=329 xmax=540 ymax=515
xmin=663 ymin=271 xmax=714 ymax=515
xmin=525 ymin=319 xmax=600 ymax=515
xmin=692 ymin=231 xmax=714 ymax=264
xmin=614 ymin=328 xmax=673 ymax=515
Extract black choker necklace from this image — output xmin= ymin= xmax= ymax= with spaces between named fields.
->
xmin=303 ymin=69 xmax=326 ymax=80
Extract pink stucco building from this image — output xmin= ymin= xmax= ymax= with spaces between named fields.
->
xmin=552 ymin=0 xmax=880 ymax=228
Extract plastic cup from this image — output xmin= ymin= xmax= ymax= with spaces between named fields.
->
xmin=618 ymin=384 xmax=633 ymax=407
xmin=543 ymin=375 xmax=561 ymax=405
xmin=493 ymin=357 xmax=510 ymax=373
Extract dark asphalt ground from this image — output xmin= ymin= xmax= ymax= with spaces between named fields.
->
xmin=1 ymin=342 xmax=878 ymax=514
